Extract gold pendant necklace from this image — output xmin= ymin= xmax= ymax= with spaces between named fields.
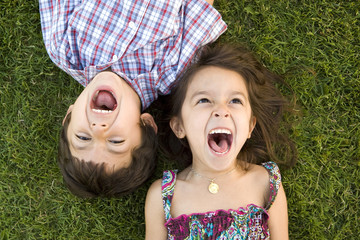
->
xmin=208 ymin=180 xmax=219 ymax=194
xmin=190 ymin=166 xmax=237 ymax=194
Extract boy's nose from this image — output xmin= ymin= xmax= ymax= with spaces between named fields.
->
xmin=91 ymin=122 xmax=109 ymax=131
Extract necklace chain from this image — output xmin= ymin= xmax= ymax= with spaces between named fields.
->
xmin=190 ymin=166 xmax=237 ymax=194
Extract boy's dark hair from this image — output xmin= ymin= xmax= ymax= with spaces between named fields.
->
xmin=58 ymin=112 xmax=157 ymax=198
xmin=159 ymin=44 xmax=297 ymax=169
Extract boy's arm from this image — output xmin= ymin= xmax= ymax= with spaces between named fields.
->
xmin=39 ymin=0 xmax=83 ymax=66
xmin=145 ymin=179 xmax=167 ymax=240
xmin=181 ymin=0 xmax=227 ymax=54
xmin=267 ymin=183 xmax=289 ymax=240
xmin=39 ymin=0 xmax=83 ymax=42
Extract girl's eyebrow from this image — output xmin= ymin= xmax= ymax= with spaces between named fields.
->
xmin=230 ymin=91 xmax=248 ymax=99
xmin=190 ymin=90 xmax=209 ymax=99
xmin=190 ymin=90 xmax=248 ymax=100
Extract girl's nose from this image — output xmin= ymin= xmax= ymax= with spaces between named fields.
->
xmin=213 ymin=108 xmax=230 ymax=118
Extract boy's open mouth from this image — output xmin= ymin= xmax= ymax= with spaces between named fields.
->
xmin=91 ymin=90 xmax=117 ymax=113
xmin=207 ymin=129 xmax=233 ymax=155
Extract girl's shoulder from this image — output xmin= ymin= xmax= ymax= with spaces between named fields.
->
xmin=148 ymin=170 xmax=179 ymax=195
xmin=243 ymin=162 xmax=272 ymax=188
xmin=245 ymin=161 xmax=280 ymax=179
xmin=146 ymin=170 xmax=179 ymax=220
xmin=146 ymin=178 xmax=163 ymax=201
xmin=243 ymin=161 xmax=281 ymax=209
xmin=260 ymin=161 xmax=281 ymax=192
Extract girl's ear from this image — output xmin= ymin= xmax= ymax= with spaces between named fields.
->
xmin=140 ymin=113 xmax=158 ymax=134
xmin=248 ymin=116 xmax=257 ymax=138
xmin=62 ymin=105 xmax=73 ymax=126
xmin=169 ymin=117 xmax=185 ymax=139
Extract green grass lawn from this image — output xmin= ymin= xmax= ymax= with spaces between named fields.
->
xmin=0 ymin=0 xmax=359 ymax=239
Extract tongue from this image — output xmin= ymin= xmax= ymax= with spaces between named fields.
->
xmin=95 ymin=91 xmax=116 ymax=110
xmin=209 ymin=138 xmax=229 ymax=153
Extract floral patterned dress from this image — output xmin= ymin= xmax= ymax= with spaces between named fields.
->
xmin=161 ymin=162 xmax=281 ymax=240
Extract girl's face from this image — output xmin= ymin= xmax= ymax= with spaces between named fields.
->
xmin=170 ymin=66 xmax=256 ymax=173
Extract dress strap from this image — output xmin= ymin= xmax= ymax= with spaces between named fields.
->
xmin=161 ymin=170 xmax=178 ymax=222
xmin=262 ymin=162 xmax=282 ymax=210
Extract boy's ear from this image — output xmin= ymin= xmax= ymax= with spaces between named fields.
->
xmin=140 ymin=113 xmax=158 ymax=134
xmin=248 ymin=116 xmax=257 ymax=138
xmin=169 ymin=117 xmax=185 ymax=139
xmin=62 ymin=105 xmax=74 ymax=126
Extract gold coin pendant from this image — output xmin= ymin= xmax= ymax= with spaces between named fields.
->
xmin=208 ymin=182 xmax=219 ymax=194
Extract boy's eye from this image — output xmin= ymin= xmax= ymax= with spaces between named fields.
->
xmin=108 ymin=140 xmax=125 ymax=144
xmin=230 ymin=98 xmax=242 ymax=104
xmin=197 ymin=98 xmax=210 ymax=104
xmin=76 ymin=135 xmax=91 ymax=141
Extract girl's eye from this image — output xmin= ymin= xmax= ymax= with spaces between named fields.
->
xmin=76 ymin=135 xmax=91 ymax=141
xmin=197 ymin=98 xmax=210 ymax=104
xmin=230 ymin=98 xmax=243 ymax=104
xmin=108 ymin=140 xmax=125 ymax=144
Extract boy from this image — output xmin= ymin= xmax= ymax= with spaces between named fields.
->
xmin=39 ymin=0 xmax=226 ymax=197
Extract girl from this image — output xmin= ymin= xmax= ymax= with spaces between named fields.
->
xmin=145 ymin=44 xmax=297 ymax=239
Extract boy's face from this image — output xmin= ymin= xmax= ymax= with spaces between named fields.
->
xmin=64 ymin=71 xmax=150 ymax=171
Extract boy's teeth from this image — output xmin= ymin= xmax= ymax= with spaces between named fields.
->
xmin=92 ymin=109 xmax=113 ymax=113
xmin=209 ymin=129 xmax=231 ymax=135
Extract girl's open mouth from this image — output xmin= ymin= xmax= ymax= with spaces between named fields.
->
xmin=91 ymin=90 xmax=117 ymax=113
xmin=207 ymin=129 xmax=233 ymax=155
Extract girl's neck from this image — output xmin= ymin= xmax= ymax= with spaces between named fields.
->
xmin=190 ymin=164 xmax=238 ymax=180
xmin=190 ymin=159 xmax=245 ymax=179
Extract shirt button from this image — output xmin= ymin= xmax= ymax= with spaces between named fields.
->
xmin=129 ymin=21 xmax=136 ymax=30
xmin=112 ymin=55 xmax=118 ymax=61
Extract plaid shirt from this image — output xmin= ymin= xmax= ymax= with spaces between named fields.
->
xmin=40 ymin=0 xmax=227 ymax=109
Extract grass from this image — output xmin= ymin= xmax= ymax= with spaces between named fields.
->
xmin=0 ymin=0 xmax=359 ymax=239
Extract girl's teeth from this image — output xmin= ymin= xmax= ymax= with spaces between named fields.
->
xmin=209 ymin=129 xmax=231 ymax=135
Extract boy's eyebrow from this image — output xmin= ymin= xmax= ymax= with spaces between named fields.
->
xmin=70 ymin=140 xmax=129 ymax=155
xmin=107 ymin=148 xmax=128 ymax=154
xmin=69 ymin=138 xmax=87 ymax=150
xmin=70 ymin=143 xmax=90 ymax=154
